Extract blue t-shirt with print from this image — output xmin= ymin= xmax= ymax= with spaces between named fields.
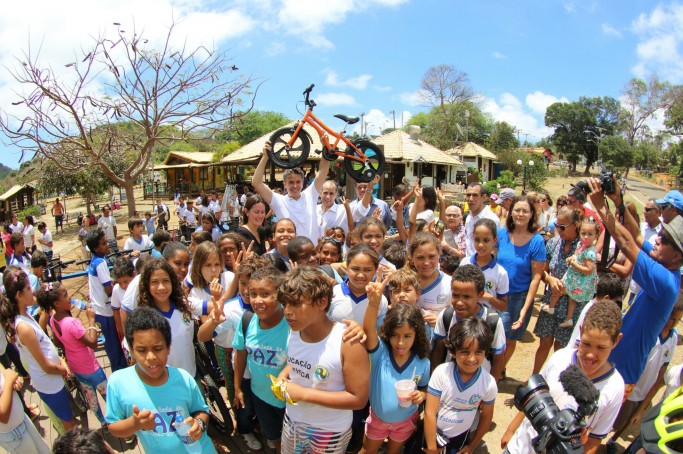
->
xmin=233 ymin=314 xmax=289 ymax=408
xmin=496 ymin=227 xmax=546 ymax=293
xmin=105 ymin=366 xmax=217 ymax=453
xmin=610 ymin=249 xmax=681 ymax=384
xmin=368 ymin=341 xmax=430 ymax=423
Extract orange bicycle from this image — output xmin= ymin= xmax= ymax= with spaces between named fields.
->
xmin=268 ymin=84 xmax=385 ymax=183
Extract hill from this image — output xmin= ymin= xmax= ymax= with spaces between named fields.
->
xmin=0 ymin=164 xmax=12 ymax=181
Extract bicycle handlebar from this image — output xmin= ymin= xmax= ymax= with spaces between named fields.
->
xmin=303 ymin=84 xmax=314 ymax=95
xmin=303 ymin=84 xmax=315 ymax=107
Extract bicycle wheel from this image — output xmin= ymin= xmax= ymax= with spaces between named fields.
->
xmin=344 ymin=140 xmax=385 ymax=183
xmin=269 ymin=127 xmax=310 ymax=169
xmin=198 ymin=367 xmax=233 ymax=434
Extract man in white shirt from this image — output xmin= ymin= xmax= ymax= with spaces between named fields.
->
xmin=97 ymin=205 xmax=118 ymax=252
xmin=464 ymin=183 xmax=501 ymax=256
xmin=252 ymin=143 xmax=330 ymax=243
xmin=317 ymin=180 xmax=353 ymax=238
xmin=36 ymin=222 xmax=54 ymax=261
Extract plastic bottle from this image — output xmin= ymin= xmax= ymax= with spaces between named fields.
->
xmin=173 ymin=414 xmax=201 ymax=451
xmin=71 ymin=298 xmax=87 ymax=311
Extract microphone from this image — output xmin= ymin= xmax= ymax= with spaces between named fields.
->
xmin=559 ymin=365 xmax=600 ymax=419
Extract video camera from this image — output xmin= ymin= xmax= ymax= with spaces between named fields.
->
xmin=573 ymin=163 xmax=616 ymax=195
xmin=513 ymin=365 xmax=600 ymax=453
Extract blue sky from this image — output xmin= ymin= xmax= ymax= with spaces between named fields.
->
xmin=0 ymin=0 xmax=680 ymax=169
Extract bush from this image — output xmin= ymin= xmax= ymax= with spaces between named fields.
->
xmin=17 ymin=205 xmax=41 ymax=223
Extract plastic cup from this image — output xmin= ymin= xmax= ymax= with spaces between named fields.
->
xmin=395 ymin=379 xmax=416 ymax=407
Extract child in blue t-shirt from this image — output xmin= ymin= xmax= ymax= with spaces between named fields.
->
xmin=363 ymin=272 xmax=430 ymax=454
xmin=232 ymin=267 xmax=289 ymax=450
xmin=106 ymin=307 xmax=217 ymax=453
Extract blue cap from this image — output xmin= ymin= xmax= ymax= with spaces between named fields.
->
xmin=656 ymin=191 xmax=683 ymax=212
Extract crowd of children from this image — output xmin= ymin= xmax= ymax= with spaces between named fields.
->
xmin=0 ymin=174 xmax=681 ymax=454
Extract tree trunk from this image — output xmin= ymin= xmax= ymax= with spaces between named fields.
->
xmin=123 ymin=180 xmax=137 ymax=217
xmin=85 ymin=192 xmax=93 ymax=217
xmin=584 ymin=158 xmax=595 ymax=176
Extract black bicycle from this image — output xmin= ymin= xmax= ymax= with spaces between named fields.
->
xmin=193 ymin=328 xmax=233 ymax=434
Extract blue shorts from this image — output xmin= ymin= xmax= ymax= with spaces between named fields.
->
xmin=502 ymin=291 xmax=532 ymax=341
xmin=252 ymin=392 xmax=285 ymax=441
xmin=37 ymin=386 xmax=73 ymax=422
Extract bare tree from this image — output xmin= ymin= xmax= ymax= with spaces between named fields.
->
xmin=0 ymin=20 xmax=257 ymax=216
xmin=620 ymin=75 xmax=672 ymax=147
xmin=420 ymin=64 xmax=474 ymax=108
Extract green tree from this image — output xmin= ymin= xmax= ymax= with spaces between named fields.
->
xmin=406 ymin=103 xmax=492 ymax=150
xmin=633 ymin=141 xmax=660 ymax=171
xmin=486 ymin=121 xmax=519 ymax=153
xmin=218 ymin=110 xmax=291 ymax=145
xmin=599 ymin=136 xmax=634 ymax=175
xmin=545 ymin=96 xmax=620 ymax=175
xmin=622 ymin=76 xmax=672 ymax=146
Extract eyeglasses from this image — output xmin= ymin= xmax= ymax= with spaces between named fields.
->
xmin=554 ymin=222 xmax=567 ymax=231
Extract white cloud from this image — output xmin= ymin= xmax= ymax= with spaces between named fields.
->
xmin=315 ymin=92 xmax=356 ymax=106
xmin=601 ymin=23 xmax=622 ymax=37
xmin=564 ymin=2 xmax=576 ymax=13
xmin=482 ymin=92 xmax=556 ymax=141
xmin=525 ymin=91 xmax=569 ymax=116
xmin=276 ymin=0 xmax=409 ymax=49
xmin=349 ymin=109 xmax=413 ymax=136
xmin=631 ymin=3 xmax=683 ymax=82
xmin=324 ymin=70 xmax=373 ymax=90
xmin=398 ymin=89 xmax=429 ymax=106
xmin=492 ymin=51 xmax=507 ymax=60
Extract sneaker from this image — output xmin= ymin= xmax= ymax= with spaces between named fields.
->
xmin=559 ymin=319 xmax=574 ymax=328
xmin=267 ymin=439 xmax=276 ymax=449
xmin=540 ymin=304 xmax=555 ymax=315
xmin=242 ymin=433 xmax=263 ymax=451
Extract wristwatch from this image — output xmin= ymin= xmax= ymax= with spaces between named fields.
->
xmin=194 ymin=417 xmax=206 ymax=433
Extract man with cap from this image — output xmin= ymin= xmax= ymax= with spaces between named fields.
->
xmin=496 ymin=187 xmax=516 ymax=222
xmin=655 ymin=190 xmax=683 ymax=224
xmin=464 ymin=182 xmax=501 ymax=256
xmin=587 ymin=177 xmax=683 ymax=397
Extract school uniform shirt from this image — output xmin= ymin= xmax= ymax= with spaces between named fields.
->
xmin=14 ymin=315 xmax=64 ymax=394
xmin=369 ymin=341 xmax=430 ymax=423
xmin=568 ymin=299 xmax=595 ymax=349
xmin=232 ymin=314 xmax=289 ymax=409
xmin=188 ymin=270 xmax=234 ymax=304
xmin=269 ymin=185 xmax=321 ymax=243
xmin=88 ymin=253 xmax=113 ymax=317
xmin=106 ymin=366 xmax=217 ymax=453
xmin=418 ymin=271 xmax=452 ymax=314
xmin=111 ymin=283 xmax=125 ymax=311
xmin=286 ymin=322 xmax=350 ymax=432
xmin=434 ymin=303 xmax=506 ymax=369
xmin=462 ymin=254 xmax=509 ymax=311
xmin=40 ymin=230 xmax=53 ymax=254
xmin=22 ymin=224 xmax=34 ymax=250
xmin=663 ymin=364 xmax=683 ymax=402
xmin=9 ymin=254 xmax=31 ymax=274
xmin=506 ymin=348 xmax=625 ymax=453
xmin=427 ymin=361 xmax=497 ymax=438
xmin=629 ymin=329 xmax=678 ymax=402
xmin=156 ymin=301 xmax=207 ymax=377
xmin=123 ymin=235 xmax=153 ymax=254
xmin=328 ymin=282 xmax=388 ymax=326
xmin=121 ymin=275 xmax=141 ymax=314
xmin=194 ymin=225 xmax=221 ymax=242
xmin=213 ymin=295 xmax=252 ymax=349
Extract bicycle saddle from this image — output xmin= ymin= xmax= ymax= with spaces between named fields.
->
xmin=334 ymin=114 xmax=359 ymax=124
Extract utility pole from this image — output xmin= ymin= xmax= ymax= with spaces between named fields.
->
xmin=389 ymin=110 xmax=396 ymax=130
xmin=360 ymin=112 xmax=365 ymax=136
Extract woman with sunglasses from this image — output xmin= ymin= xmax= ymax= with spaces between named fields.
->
xmin=496 ymin=196 xmax=547 ymax=371
xmin=531 ymin=205 xmax=582 ymax=375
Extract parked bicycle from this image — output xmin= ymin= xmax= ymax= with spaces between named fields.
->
xmin=268 ymin=84 xmax=385 ymax=182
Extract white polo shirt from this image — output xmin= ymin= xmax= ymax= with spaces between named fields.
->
xmin=317 ymin=203 xmax=349 ymax=238
xmin=269 ymin=185 xmax=320 ymax=243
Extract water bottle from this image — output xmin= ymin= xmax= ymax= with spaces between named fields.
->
xmin=71 ymin=298 xmax=87 ymax=311
xmin=173 ymin=414 xmax=200 ymax=451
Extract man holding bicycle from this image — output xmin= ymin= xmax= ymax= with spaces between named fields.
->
xmin=252 ymin=142 xmax=330 ymax=243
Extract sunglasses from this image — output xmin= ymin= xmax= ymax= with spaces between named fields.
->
xmin=661 ymin=203 xmax=673 ymax=210
xmin=659 ymin=231 xmax=681 ymax=252
xmin=554 ymin=222 xmax=568 ymax=231
xmin=644 ymin=207 xmax=659 ymax=212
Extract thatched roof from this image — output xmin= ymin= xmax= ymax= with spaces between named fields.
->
xmin=446 ymin=142 xmax=498 ymax=161
xmin=373 ymin=131 xmax=465 ymax=167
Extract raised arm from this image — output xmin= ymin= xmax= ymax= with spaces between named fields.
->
xmin=251 ymin=144 xmax=274 ymax=204
xmin=363 ymin=273 xmax=390 ymax=352
xmin=312 ymin=158 xmax=331 ymax=194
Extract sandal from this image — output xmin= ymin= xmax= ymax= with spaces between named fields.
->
xmin=27 ymin=404 xmax=41 ymax=421
xmin=540 ymin=304 xmax=555 ymax=315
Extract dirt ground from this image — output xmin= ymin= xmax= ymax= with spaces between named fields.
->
xmin=42 ymin=177 xmax=679 ymax=454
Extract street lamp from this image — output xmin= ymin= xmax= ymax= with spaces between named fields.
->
xmin=517 ymin=159 xmax=535 ymax=193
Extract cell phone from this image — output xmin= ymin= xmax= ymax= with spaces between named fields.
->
xmin=334 ymin=196 xmax=344 ymax=205
xmin=434 ymin=219 xmax=445 ymax=234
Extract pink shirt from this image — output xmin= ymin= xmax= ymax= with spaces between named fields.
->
xmin=50 ymin=316 xmax=100 ymax=375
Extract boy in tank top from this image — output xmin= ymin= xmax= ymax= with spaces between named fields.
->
xmin=276 ymin=267 xmax=370 ymax=454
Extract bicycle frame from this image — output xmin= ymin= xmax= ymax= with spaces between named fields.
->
xmin=289 ymin=109 xmax=368 ymax=164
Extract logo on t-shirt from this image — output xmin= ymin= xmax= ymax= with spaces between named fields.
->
xmin=468 ymin=394 xmax=482 ymax=405
xmin=314 ymin=365 xmax=330 ymax=383
xmin=437 ymin=294 xmax=449 ymax=306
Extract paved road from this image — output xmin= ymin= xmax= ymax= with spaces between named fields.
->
xmin=625 ymin=178 xmax=669 ymax=206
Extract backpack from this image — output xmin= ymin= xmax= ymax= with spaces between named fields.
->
xmin=441 ymin=306 xmax=499 ymax=362
xmin=241 ymin=309 xmax=254 ymax=338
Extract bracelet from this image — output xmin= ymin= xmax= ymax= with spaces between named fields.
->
xmin=87 ymin=327 xmax=98 ymax=332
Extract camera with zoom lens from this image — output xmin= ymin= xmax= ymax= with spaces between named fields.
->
xmin=575 ymin=164 xmax=615 ymax=195
xmin=514 ymin=367 xmax=599 ymax=453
